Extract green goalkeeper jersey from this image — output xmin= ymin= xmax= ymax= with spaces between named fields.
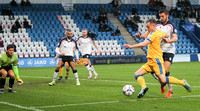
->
xmin=0 ymin=52 xmax=18 ymax=67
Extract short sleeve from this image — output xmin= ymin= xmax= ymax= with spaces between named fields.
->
xmin=146 ymin=32 xmax=156 ymax=43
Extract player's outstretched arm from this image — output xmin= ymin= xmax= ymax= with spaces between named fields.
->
xmin=93 ymin=43 xmax=100 ymax=55
xmin=124 ymin=40 xmax=151 ymax=49
xmin=135 ymin=32 xmax=149 ymax=39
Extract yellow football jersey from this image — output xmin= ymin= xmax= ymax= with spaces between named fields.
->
xmin=146 ymin=30 xmax=166 ymax=61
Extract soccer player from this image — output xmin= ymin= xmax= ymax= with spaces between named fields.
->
xmin=0 ymin=44 xmax=21 ymax=94
xmin=135 ymin=9 xmax=177 ymax=97
xmin=54 ymin=52 xmax=70 ymax=80
xmin=124 ymin=19 xmax=191 ymax=98
xmin=49 ymin=29 xmax=80 ymax=86
xmin=77 ymin=29 xmax=100 ymax=79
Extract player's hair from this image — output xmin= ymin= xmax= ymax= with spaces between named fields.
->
xmin=146 ymin=19 xmax=156 ymax=25
xmin=159 ymin=9 xmax=168 ymax=15
xmin=82 ymin=29 xmax=87 ymax=31
xmin=7 ymin=44 xmax=14 ymax=50
xmin=66 ymin=29 xmax=72 ymax=32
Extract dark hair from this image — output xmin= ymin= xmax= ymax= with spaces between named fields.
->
xmin=66 ymin=29 xmax=71 ymax=32
xmin=146 ymin=19 xmax=156 ymax=25
xmin=7 ymin=44 xmax=14 ymax=50
xmin=159 ymin=9 xmax=168 ymax=15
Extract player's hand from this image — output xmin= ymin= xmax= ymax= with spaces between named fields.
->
xmin=162 ymin=38 xmax=169 ymax=43
xmin=97 ymin=50 xmax=100 ymax=55
xmin=77 ymin=60 xmax=80 ymax=64
xmin=54 ymin=55 xmax=58 ymax=60
xmin=60 ymin=53 xmax=65 ymax=56
xmin=135 ymin=33 xmax=141 ymax=39
xmin=165 ymin=35 xmax=169 ymax=38
xmin=123 ymin=44 xmax=131 ymax=49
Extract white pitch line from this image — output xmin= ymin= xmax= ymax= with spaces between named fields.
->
xmin=33 ymin=95 xmax=200 ymax=109
xmin=0 ymin=101 xmax=42 ymax=111
xmin=21 ymin=76 xmax=200 ymax=88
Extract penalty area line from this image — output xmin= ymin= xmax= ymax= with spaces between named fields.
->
xmin=33 ymin=95 xmax=200 ymax=109
xmin=0 ymin=101 xmax=42 ymax=111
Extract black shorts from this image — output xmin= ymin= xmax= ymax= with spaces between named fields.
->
xmin=83 ymin=54 xmax=91 ymax=59
xmin=60 ymin=56 xmax=74 ymax=64
xmin=163 ymin=52 xmax=174 ymax=64
xmin=0 ymin=65 xmax=13 ymax=77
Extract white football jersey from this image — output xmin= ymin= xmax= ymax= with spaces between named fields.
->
xmin=77 ymin=36 xmax=94 ymax=55
xmin=57 ymin=37 xmax=77 ymax=56
xmin=156 ymin=20 xmax=177 ymax=54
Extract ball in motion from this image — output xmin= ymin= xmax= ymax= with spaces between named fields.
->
xmin=123 ymin=85 xmax=134 ymax=96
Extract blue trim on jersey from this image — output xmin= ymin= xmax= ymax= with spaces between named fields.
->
xmin=156 ymin=58 xmax=163 ymax=74
xmin=135 ymin=75 xmax=142 ymax=80
xmin=147 ymin=38 xmax=152 ymax=43
xmin=166 ymin=76 xmax=169 ymax=83
xmin=148 ymin=31 xmax=155 ymax=39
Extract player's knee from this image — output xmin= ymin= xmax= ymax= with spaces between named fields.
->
xmin=73 ymin=70 xmax=77 ymax=73
xmin=1 ymin=73 xmax=8 ymax=78
xmin=10 ymin=74 xmax=15 ymax=79
xmin=165 ymin=72 xmax=170 ymax=76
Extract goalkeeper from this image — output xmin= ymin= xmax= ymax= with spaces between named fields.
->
xmin=0 ymin=44 xmax=23 ymax=94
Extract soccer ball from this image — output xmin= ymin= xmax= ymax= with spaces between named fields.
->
xmin=123 ymin=85 xmax=134 ymax=96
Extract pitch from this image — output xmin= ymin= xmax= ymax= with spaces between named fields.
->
xmin=0 ymin=62 xmax=199 ymax=111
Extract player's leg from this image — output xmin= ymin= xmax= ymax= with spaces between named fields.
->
xmin=65 ymin=62 xmax=70 ymax=79
xmin=88 ymin=59 xmax=98 ymax=79
xmin=7 ymin=70 xmax=16 ymax=93
xmin=0 ymin=69 xmax=8 ymax=94
xmin=58 ymin=62 xmax=64 ymax=80
xmin=69 ymin=61 xmax=80 ymax=85
xmin=135 ymin=63 xmax=152 ymax=98
xmin=155 ymin=61 xmax=191 ymax=92
xmin=49 ymin=60 xmax=64 ymax=86
xmin=83 ymin=57 xmax=92 ymax=79
xmin=164 ymin=61 xmax=173 ymax=97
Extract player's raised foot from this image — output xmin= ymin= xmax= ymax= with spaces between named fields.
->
xmin=49 ymin=81 xmax=55 ymax=86
xmin=0 ymin=89 xmax=4 ymax=94
xmin=165 ymin=91 xmax=173 ymax=98
xmin=183 ymin=79 xmax=192 ymax=92
xmin=58 ymin=76 xmax=62 ymax=80
xmin=17 ymin=79 xmax=23 ymax=86
xmin=161 ymin=85 xmax=165 ymax=94
xmin=94 ymin=74 xmax=99 ymax=79
xmin=76 ymin=81 xmax=80 ymax=86
xmin=8 ymin=88 xmax=16 ymax=93
xmin=88 ymin=76 xmax=92 ymax=79
xmin=137 ymin=87 xmax=149 ymax=98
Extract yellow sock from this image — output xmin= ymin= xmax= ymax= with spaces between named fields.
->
xmin=168 ymin=76 xmax=186 ymax=86
xmin=136 ymin=76 xmax=147 ymax=89
xmin=59 ymin=67 xmax=64 ymax=76
xmin=66 ymin=70 xmax=69 ymax=77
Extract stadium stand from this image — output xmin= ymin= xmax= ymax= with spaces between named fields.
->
xmin=0 ymin=3 xmax=199 ymax=59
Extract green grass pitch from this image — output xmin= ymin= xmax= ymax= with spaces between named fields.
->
xmin=0 ymin=62 xmax=200 ymax=111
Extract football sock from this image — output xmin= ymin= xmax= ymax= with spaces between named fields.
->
xmin=166 ymin=76 xmax=186 ymax=86
xmin=9 ymin=78 xmax=15 ymax=88
xmin=66 ymin=69 xmax=70 ymax=77
xmin=0 ymin=78 xmax=6 ymax=88
xmin=90 ymin=66 xmax=98 ymax=76
xmin=53 ymin=70 xmax=59 ymax=82
xmin=59 ymin=67 xmax=64 ymax=76
xmin=135 ymin=75 xmax=146 ymax=89
xmin=73 ymin=70 xmax=79 ymax=82
xmin=85 ymin=64 xmax=92 ymax=76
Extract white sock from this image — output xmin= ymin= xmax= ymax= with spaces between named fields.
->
xmin=73 ymin=72 xmax=79 ymax=82
xmin=91 ymin=66 xmax=98 ymax=76
xmin=86 ymin=65 xmax=92 ymax=76
xmin=168 ymin=84 xmax=173 ymax=91
xmin=53 ymin=71 xmax=59 ymax=82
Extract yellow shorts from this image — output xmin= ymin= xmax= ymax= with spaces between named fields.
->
xmin=141 ymin=58 xmax=165 ymax=75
